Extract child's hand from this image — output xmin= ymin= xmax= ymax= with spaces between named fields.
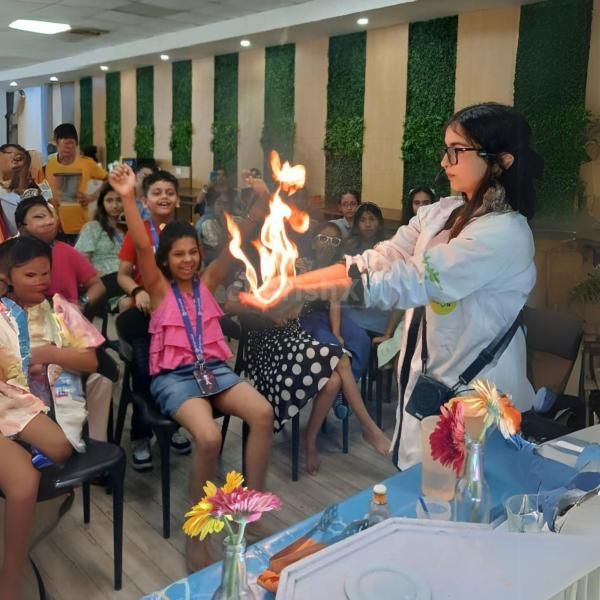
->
xmin=109 ymin=164 xmax=136 ymax=198
xmin=334 ymin=333 xmax=344 ymax=347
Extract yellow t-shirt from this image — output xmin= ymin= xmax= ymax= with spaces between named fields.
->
xmin=45 ymin=155 xmax=107 ymax=234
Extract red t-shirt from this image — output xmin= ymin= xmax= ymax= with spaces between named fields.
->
xmin=48 ymin=241 xmax=97 ymax=303
xmin=118 ymin=221 xmax=154 ymax=287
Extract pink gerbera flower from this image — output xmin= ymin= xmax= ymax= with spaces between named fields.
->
xmin=429 ymin=402 xmax=465 ymax=476
xmin=210 ymin=488 xmax=282 ymax=523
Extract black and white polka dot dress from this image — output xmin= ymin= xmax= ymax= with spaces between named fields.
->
xmin=244 ymin=319 xmax=343 ymax=431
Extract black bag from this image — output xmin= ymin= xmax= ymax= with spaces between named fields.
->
xmin=404 ymin=306 xmax=523 ymax=420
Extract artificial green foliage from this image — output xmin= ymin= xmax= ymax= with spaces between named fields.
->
xmin=171 ymin=60 xmax=192 ymax=166
xmin=79 ymin=77 xmax=93 ymax=149
xmin=324 ymin=32 xmax=366 ymax=203
xmin=135 ymin=66 xmax=154 ymax=158
xmin=514 ymin=0 xmax=593 ymax=216
xmin=105 ymin=72 xmax=121 ymax=164
xmin=262 ymin=44 xmax=295 ymax=177
xmin=212 ymin=53 xmax=239 ymax=180
xmin=401 ymin=17 xmax=457 ymax=202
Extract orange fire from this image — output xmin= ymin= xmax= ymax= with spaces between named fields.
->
xmin=226 ymin=151 xmax=309 ymax=304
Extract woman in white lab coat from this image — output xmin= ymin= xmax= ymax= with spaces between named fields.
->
xmin=241 ymin=102 xmax=544 ymax=470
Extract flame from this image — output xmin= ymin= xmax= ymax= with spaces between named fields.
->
xmin=226 ymin=151 xmax=310 ymax=304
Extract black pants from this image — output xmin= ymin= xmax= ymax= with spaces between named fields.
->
xmin=116 ymin=307 xmax=153 ymax=441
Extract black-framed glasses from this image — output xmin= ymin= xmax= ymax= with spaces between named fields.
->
xmin=439 ymin=146 xmax=496 ymax=166
xmin=315 ymin=234 xmax=342 ymax=247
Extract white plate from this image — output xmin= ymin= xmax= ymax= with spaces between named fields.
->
xmin=345 ymin=563 xmax=430 ymax=600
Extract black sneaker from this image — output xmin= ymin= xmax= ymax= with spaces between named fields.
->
xmin=131 ymin=439 xmax=153 ymax=471
xmin=170 ymin=429 xmax=192 ymax=455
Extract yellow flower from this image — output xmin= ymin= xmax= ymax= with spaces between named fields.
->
xmin=183 ymin=500 xmax=225 ymax=540
xmin=222 ymin=471 xmax=244 ymax=493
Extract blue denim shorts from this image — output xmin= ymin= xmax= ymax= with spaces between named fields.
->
xmin=150 ymin=361 xmax=240 ymax=418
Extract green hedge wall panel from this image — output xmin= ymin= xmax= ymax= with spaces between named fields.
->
xmin=105 ymin=72 xmax=121 ymax=164
xmin=514 ymin=0 xmax=593 ymax=215
xmin=135 ymin=66 xmax=154 ymax=158
xmin=401 ymin=17 xmax=457 ymax=201
xmin=324 ymin=32 xmax=366 ymax=203
xmin=212 ymin=53 xmax=239 ymax=181
xmin=263 ymin=44 xmax=295 ymax=177
xmin=171 ymin=60 xmax=192 ymax=166
xmin=79 ymin=77 xmax=93 ymax=149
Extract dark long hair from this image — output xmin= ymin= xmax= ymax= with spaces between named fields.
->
xmin=155 ymin=221 xmax=202 ymax=279
xmin=94 ymin=182 xmax=123 ymax=241
xmin=346 ymin=202 xmax=385 ymax=254
xmin=443 ymin=103 xmax=544 ymax=239
xmin=402 ymin=187 xmax=436 ymax=225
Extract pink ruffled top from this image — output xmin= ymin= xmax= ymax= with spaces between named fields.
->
xmin=149 ymin=282 xmax=232 ymax=375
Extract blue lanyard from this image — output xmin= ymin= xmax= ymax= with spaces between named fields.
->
xmin=149 ymin=221 xmax=160 ymax=253
xmin=172 ymin=276 xmax=204 ymax=363
xmin=0 ymin=298 xmax=30 ymax=376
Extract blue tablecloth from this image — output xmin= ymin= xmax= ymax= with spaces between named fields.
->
xmin=144 ymin=432 xmax=575 ymax=600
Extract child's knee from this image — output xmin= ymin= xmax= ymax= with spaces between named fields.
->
xmin=191 ymin=430 xmax=222 ymax=455
xmin=253 ymin=401 xmax=274 ymax=429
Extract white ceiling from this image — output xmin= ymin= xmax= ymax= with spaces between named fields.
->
xmin=0 ymin=0 xmax=538 ymax=88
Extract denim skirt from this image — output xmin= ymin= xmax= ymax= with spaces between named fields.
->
xmin=150 ymin=360 xmax=240 ymax=417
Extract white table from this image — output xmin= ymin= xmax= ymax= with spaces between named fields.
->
xmin=539 ymin=424 xmax=600 ymax=467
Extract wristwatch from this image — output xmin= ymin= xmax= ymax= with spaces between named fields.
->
xmin=80 ymin=293 xmax=90 ymax=305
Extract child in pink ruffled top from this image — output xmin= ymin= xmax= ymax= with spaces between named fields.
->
xmin=109 ymin=164 xmax=274 ymax=572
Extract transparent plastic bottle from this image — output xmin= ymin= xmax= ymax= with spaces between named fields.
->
xmin=368 ymin=483 xmax=391 ymax=526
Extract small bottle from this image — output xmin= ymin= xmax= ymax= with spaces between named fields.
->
xmin=368 ymin=483 xmax=390 ymax=526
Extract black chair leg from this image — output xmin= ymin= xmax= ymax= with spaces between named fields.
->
xmin=342 ymin=410 xmax=349 ymax=454
xmin=107 ymin=403 xmax=115 ymax=443
xmin=220 ymin=415 xmax=231 ymax=454
xmin=114 ymin=365 xmax=131 ymax=447
xmin=321 ymin=418 xmax=327 ymax=434
xmin=82 ymin=481 xmax=91 ymax=524
xmin=292 ymin=414 xmax=300 ymax=482
xmin=241 ymin=422 xmax=249 ymax=477
xmin=156 ymin=428 xmax=172 ymax=538
xmin=375 ymin=370 xmax=383 ymax=429
xmin=110 ymin=453 xmax=126 ymax=591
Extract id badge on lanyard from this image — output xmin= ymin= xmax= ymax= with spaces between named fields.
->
xmin=172 ymin=277 xmax=218 ymax=396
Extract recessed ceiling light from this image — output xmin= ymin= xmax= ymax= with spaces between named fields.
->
xmin=357 ymin=17 xmax=369 ymax=26
xmin=160 ymin=54 xmax=170 ymax=61
xmin=49 ymin=76 xmax=58 ymax=82
xmin=9 ymin=81 xmax=18 ymax=87
xmin=9 ymin=19 xmax=71 ymax=35
xmin=100 ymin=65 xmax=109 ymax=71
xmin=240 ymin=39 xmax=251 ymax=48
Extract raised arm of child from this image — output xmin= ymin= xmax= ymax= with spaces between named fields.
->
xmin=30 ymin=344 xmax=97 ymax=374
xmin=109 ymin=165 xmax=168 ymax=306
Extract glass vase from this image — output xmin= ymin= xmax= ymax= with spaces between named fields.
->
xmin=211 ymin=539 xmax=256 ymax=600
xmin=454 ymin=439 xmax=491 ymax=524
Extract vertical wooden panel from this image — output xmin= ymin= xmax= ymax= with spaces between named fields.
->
xmin=191 ymin=57 xmax=214 ymax=187
xmin=154 ymin=61 xmax=173 ymax=171
xmin=455 ymin=7 xmax=520 ymax=109
xmin=294 ymin=38 xmax=328 ymax=199
xmin=120 ymin=68 xmax=136 ymax=158
xmin=92 ymin=75 xmax=106 ymax=161
xmin=362 ymin=24 xmax=409 ymax=210
xmin=237 ymin=48 xmax=265 ymax=188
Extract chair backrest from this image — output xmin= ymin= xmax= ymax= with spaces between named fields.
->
xmin=522 ymin=306 xmax=583 ymax=362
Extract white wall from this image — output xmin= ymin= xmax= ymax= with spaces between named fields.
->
xmin=17 ymin=86 xmax=44 ymax=153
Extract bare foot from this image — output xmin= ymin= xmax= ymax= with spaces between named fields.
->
xmin=185 ymin=536 xmax=216 ymax=574
xmin=301 ymin=432 xmax=322 ymax=475
xmin=362 ymin=426 xmax=391 ymax=457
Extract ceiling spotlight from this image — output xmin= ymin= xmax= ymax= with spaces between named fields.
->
xmin=357 ymin=17 xmax=369 ymax=26
xmin=50 ymin=76 xmax=58 ymax=82
xmin=9 ymin=19 xmax=71 ymax=35
xmin=240 ymin=39 xmax=251 ymax=48
xmin=9 ymin=81 xmax=18 ymax=87
xmin=160 ymin=54 xmax=170 ymax=61
xmin=100 ymin=65 xmax=109 ymax=71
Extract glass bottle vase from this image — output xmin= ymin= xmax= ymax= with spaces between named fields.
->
xmin=454 ymin=439 xmax=491 ymax=524
xmin=211 ymin=539 xmax=256 ymax=600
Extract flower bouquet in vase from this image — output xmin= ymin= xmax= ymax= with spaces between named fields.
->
xmin=429 ymin=379 xmax=522 ymax=523
xmin=183 ymin=471 xmax=282 ymax=600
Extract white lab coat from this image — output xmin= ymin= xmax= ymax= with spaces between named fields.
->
xmin=347 ymin=196 xmax=536 ymax=469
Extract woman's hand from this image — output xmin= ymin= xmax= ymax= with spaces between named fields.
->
xmin=109 ymin=164 xmax=136 ymax=199
xmin=135 ymin=290 xmax=152 ymax=315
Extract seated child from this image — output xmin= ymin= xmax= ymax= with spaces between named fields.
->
xmin=109 ymin=164 xmax=274 ymax=571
